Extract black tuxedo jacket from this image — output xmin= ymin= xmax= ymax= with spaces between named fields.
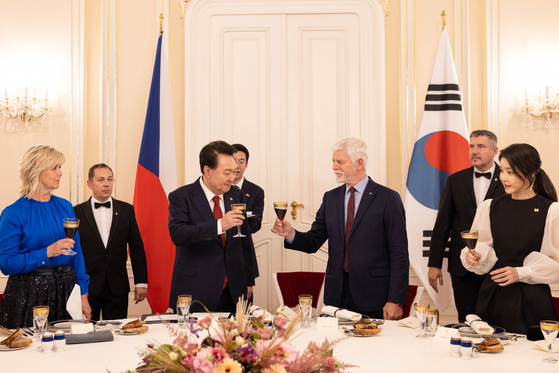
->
xmin=74 ymin=198 xmax=148 ymax=297
xmin=428 ymin=164 xmax=506 ymax=276
xmin=237 ymin=178 xmax=264 ymax=278
xmin=285 ymin=177 xmax=409 ymax=312
xmin=167 ymin=178 xmax=254 ymax=311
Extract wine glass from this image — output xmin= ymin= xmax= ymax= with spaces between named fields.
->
xmin=62 ymin=218 xmax=79 ymax=255
xmin=461 ymin=230 xmax=482 ymax=269
xmin=414 ymin=303 xmax=430 ymax=339
xmin=33 ymin=305 xmax=50 ymax=343
xmin=177 ymin=294 xmax=192 ymax=329
xmin=541 ymin=320 xmax=559 ymax=363
xmin=274 ymin=202 xmax=288 ymax=234
xmin=231 ymin=203 xmax=246 ymax=238
xmin=298 ymin=294 xmax=313 ymax=328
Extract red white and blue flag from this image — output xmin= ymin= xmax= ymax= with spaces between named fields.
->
xmin=133 ymin=32 xmax=177 ymax=313
xmin=404 ymin=28 xmax=471 ymax=312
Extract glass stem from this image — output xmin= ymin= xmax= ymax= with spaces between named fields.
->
xmin=549 ymin=342 xmax=553 ymax=359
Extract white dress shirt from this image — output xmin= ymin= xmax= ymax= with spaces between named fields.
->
xmin=233 ymin=177 xmax=245 ymax=190
xmin=90 ymin=196 xmax=113 ymax=248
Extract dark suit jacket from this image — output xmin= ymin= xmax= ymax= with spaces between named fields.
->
xmin=238 ymin=178 xmax=264 ymax=278
xmin=285 ymin=177 xmax=409 ymax=312
xmin=428 ymin=164 xmax=506 ymax=276
xmin=74 ymin=198 xmax=148 ymax=298
xmin=167 ymin=178 xmax=254 ymax=311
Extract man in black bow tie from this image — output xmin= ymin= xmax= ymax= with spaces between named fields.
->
xmin=428 ymin=130 xmax=505 ymax=322
xmin=74 ymin=164 xmax=148 ymax=320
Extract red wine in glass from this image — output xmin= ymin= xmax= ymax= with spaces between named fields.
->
xmin=461 ymin=230 xmax=482 ymax=268
xmin=274 ymin=202 xmax=288 ymax=234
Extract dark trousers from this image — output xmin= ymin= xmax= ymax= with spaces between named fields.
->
xmin=450 ymin=271 xmax=487 ymax=323
xmin=339 ymin=271 xmax=383 ymax=319
xmin=215 ymin=283 xmax=236 ymax=313
xmin=88 ymin=279 xmax=129 ymax=321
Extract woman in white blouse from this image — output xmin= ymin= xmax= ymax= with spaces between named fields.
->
xmin=462 ymin=143 xmax=559 ymax=334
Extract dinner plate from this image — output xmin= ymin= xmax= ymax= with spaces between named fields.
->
xmin=443 ymin=323 xmax=506 ymax=335
xmin=48 ymin=319 xmax=96 ymax=332
xmin=0 ymin=344 xmax=32 ymax=352
xmin=94 ymin=321 xmax=122 ymax=330
xmin=113 ymin=328 xmax=148 ymax=335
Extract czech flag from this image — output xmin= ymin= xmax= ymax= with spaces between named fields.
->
xmin=133 ymin=32 xmax=177 ymax=313
xmin=404 ymin=28 xmax=471 ymax=312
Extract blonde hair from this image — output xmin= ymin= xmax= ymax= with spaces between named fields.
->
xmin=331 ymin=137 xmax=369 ymax=170
xmin=19 ymin=145 xmax=65 ymax=198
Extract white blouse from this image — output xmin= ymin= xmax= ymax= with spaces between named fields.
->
xmin=460 ymin=199 xmax=559 ymax=285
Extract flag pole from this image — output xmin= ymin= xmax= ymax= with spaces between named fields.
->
xmin=441 ymin=10 xmax=446 ymax=31
xmin=160 ymin=13 xmax=164 ymax=34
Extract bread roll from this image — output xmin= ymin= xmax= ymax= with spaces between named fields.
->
xmin=8 ymin=337 xmax=33 ymax=348
xmin=123 ymin=319 xmax=146 ymax=330
xmin=0 ymin=328 xmax=22 ymax=346
xmin=124 ymin=326 xmax=149 ymax=333
xmin=353 ymin=328 xmax=381 ymax=336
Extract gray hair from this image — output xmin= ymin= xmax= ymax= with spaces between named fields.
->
xmin=470 ymin=130 xmax=497 ymax=146
xmin=331 ymin=137 xmax=368 ymax=170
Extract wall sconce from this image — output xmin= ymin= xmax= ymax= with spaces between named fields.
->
xmin=522 ymin=86 xmax=559 ymax=129
xmin=0 ymin=87 xmax=51 ymax=132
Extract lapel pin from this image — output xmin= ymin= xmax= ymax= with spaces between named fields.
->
xmin=229 ymin=197 xmax=233 ymax=201
xmin=494 ymin=178 xmax=498 ymax=181
xmin=115 ymin=212 xmax=118 ymax=215
xmin=246 ymin=194 xmax=250 ymax=198
xmin=369 ymin=192 xmax=372 ymax=195
xmin=534 ymin=208 xmax=539 ymax=213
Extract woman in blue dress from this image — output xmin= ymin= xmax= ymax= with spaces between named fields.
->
xmin=0 ymin=145 xmax=91 ymax=328
xmin=462 ymin=143 xmax=559 ymax=334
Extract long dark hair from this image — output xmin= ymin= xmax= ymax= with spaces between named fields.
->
xmin=499 ymin=143 xmax=557 ymax=202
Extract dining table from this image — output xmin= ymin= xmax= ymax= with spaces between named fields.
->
xmin=1 ymin=318 xmax=557 ymax=372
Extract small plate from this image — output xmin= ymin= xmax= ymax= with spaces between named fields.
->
xmin=113 ymin=328 xmax=148 ymax=335
xmin=0 ymin=344 xmax=32 ymax=352
xmin=345 ymin=330 xmax=381 ymax=337
xmin=94 ymin=321 xmax=122 ymax=331
xmin=48 ymin=319 xmax=96 ymax=332
xmin=443 ymin=323 xmax=506 ymax=335
xmin=476 ymin=346 xmax=504 ymax=353
xmin=482 ymin=335 xmax=509 ymax=345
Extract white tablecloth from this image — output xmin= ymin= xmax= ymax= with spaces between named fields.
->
xmin=2 ymin=320 xmax=557 ymax=372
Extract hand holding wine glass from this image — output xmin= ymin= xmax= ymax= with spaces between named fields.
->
xmin=231 ymin=203 xmax=247 ymax=238
xmin=62 ymin=218 xmax=80 ymax=255
xmin=461 ymin=230 xmax=482 ymax=269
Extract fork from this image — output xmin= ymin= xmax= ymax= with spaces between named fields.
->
xmin=21 ymin=327 xmax=34 ymax=337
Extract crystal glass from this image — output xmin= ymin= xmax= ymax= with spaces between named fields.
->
xmin=33 ymin=305 xmax=50 ymax=342
xmin=413 ymin=303 xmax=430 ymax=339
xmin=177 ymin=294 xmax=192 ymax=329
xmin=274 ymin=202 xmax=288 ymax=234
xmin=461 ymin=230 xmax=481 ymax=269
xmin=62 ymin=218 xmax=79 ymax=255
xmin=541 ymin=320 xmax=559 ymax=363
xmin=298 ymin=294 xmax=313 ymax=328
xmin=424 ymin=309 xmax=438 ymax=337
xmin=231 ymin=203 xmax=246 ymax=238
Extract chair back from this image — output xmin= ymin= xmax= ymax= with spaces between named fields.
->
xmin=552 ymin=297 xmax=559 ymax=317
xmin=273 ymin=271 xmax=325 ymax=309
xmin=402 ymin=285 xmax=424 ymax=318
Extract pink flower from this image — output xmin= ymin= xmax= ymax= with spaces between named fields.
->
xmin=197 ymin=316 xmax=213 ymax=329
xmin=192 ymin=355 xmax=215 ymax=373
xmin=257 ymin=327 xmax=272 ymax=339
xmin=210 ymin=347 xmax=227 ymax=363
xmin=274 ymin=317 xmax=287 ymax=329
xmin=275 ymin=342 xmax=298 ymax=364
xmin=324 ymin=356 xmax=336 ymax=367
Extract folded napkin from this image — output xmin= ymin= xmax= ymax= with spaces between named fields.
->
xmin=66 ymin=330 xmax=114 ymax=344
xmin=321 ymin=306 xmax=362 ymax=321
xmin=465 ymin=314 xmax=494 ymax=335
xmin=66 ymin=284 xmax=83 ymax=320
xmin=249 ymin=306 xmax=272 ymax=320
xmin=397 ymin=316 xmax=420 ymax=329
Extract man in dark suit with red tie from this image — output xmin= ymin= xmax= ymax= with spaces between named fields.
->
xmin=272 ymin=137 xmax=409 ymax=320
xmin=167 ymin=141 xmax=254 ymax=312
xmin=231 ymin=143 xmax=264 ymax=280
xmin=74 ymin=164 xmax=148 ymax=321
xmin=428 ymin=130 xmax=506 ymax=322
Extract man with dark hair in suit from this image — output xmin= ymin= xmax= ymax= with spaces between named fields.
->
xmin=428 ymin=130 xmax=506 ymax=322
xmin=272 ymin=137 xmax=409 ymax=320
xmin=231 ymin=143 xmax=264 ymax=281
xmin=74 ymin=164 xmax=148 ymax=321
xmin=168 ymin=140 xmax=254 ymax=312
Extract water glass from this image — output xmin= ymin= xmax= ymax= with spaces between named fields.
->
xmin=177 ymin=294 xmax=192 ymax=329
xmin=424 ymin=309 xmax=438 ymax=337
xmin=541 ymin=320 xmax=559 ymax=363
xmin=33 ymin=305 xmax=50 ymax=342
xmin=298 ymin=294 xmax=313 ymax=328
xmin=413 ymin=303 xmax=430 ymax=338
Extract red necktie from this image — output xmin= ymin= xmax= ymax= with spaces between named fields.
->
xmin=212 ymin=196 xmax=227 ymax=287
xmin=344 ymin=187 xmax=355 ymax=272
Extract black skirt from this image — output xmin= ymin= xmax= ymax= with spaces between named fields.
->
xmin=0 ymin=265 xmax=77 ymax=328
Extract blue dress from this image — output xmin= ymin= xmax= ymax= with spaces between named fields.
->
xmin=0 ymin=196 xmax=90 ymax=327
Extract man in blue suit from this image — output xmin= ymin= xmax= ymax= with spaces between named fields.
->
xmin=272 ymin=137 xmax=409 ymax=319
xmin=168 ymin=141 xmax=254 ymax=312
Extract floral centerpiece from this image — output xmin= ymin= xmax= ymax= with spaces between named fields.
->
xmin=130 ymin=298 xmax=355 ymax=373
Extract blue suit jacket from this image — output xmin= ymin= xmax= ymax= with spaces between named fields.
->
xmin=237 ymin=178 xmax=264 ymax=278
xmin=285 ymin=177 xmax=409 ymax=312
xmin=167 ymin=178 xmax=254 ymax=311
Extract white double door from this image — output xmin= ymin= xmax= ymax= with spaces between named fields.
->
xmin=185 ymin=0 xmax=386 ymax=311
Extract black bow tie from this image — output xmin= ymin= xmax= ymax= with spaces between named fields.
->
xmin=94 ymin=201 xmax=111 ymax=209
xmin=475 ymin=172 xmax=491 ymax=179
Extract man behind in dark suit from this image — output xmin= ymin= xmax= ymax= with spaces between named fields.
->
xmin=272 ymin=137 xmax=409 ymax=320
xmin=74 ymin=164 xmax=148 ymax=321
xmin=428 ymin=130 xmax=506 ymax=322
xmin=168 ymin=141 xmax=254 ymax=313
xmin=231 ymin=143 xmax=264 ymax=281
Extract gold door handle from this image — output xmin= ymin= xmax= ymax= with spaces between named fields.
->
xmin=291 ymin=201 xmax=305 ymax=220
